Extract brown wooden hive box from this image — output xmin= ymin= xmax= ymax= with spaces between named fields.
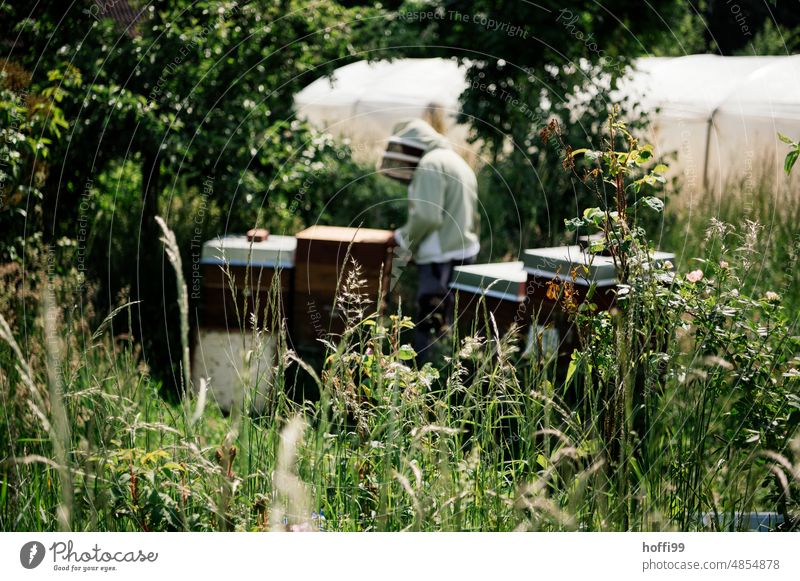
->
xmin=449 ymin=261 xmax=531 ymax=337
xmin=523 ymin=245 xmax=675 ymax=358
xmin=522 ymin=245 xmax=676 ymax=312
xmin=448 ymin=259 xmax=609 ymax=361
xmin=292 ymin=225 xmax=395 ymax=346
xmin=198 ymin=234 xmax=297 ymax=331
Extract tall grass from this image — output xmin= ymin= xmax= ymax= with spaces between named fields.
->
xmin=1 ymin=210 xmax=798 ymax=532
xmin=664 ymin=172 xmax=800 ymax=311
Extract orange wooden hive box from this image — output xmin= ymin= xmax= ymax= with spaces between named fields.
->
xmin=292 ymin=225 xmax=395 ymax=346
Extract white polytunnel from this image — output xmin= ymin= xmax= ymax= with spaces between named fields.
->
xmin=294 ymin=55 xmax=800 ymax=192
xmin=293 ymin=58 xmax=477 ymax=164
xmin=618 ymin=54 xmax=800 ymax=193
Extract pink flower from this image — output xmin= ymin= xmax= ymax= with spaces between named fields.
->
xmin=764 ymin=291 xmax=780 ymax=302
xmin=289 ymin=522 xmax=314 ymax=532
xmin=686 ymin=269 xmax=704 ymax=283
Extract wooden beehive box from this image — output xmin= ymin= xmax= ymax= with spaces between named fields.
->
xmin=449 ymin=261 xmax=531 ymax=336
xmin=522 ymin=245 xmax=675 ymax=310
xmin=199 ymin=234 xmax=297 ymax=330
xmin=522 ymin=245 xmax=618 ymax=311
xmin=292 ymin=225 xmax=394 ymax=345
xmin=522 ymin=245 xmax=675 ymax=359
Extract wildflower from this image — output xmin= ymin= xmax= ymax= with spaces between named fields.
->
xmin=540 ymin=118 xmax=560 ymax=143
xmin=764 ymin=291 xmax=780 ymax=303
xmin=561 ymin=281 xmax=579 ymax=313
xmin=384 ymin=361 xmax=410 ymax=379
xmin=704 ymin=218 xmax=731 ymax=241
xmin=662 ymin=260 xmax=674 ymax=270
xmin=562 ymin=146 xmax=575 ymax=171
xmin=418 ymin=365 xmax=440 ymax=389
xmin=546 ymin=279 xmax=561 ymax=301
xmin=719 ymin=260 xmax=729 ymax=270
xmin=685 ymin=269 xmax=703 ymax=283
xmin=311 ymin=511 xmax=326 ymax=531
xmin=458 ymin=335 xmax=484 ymax=359
xmin=289 ymin=521 xmax=313 ymax=532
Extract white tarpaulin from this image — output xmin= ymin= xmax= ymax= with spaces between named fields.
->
xmin=295 ymin=56 xmax=800 ymax=191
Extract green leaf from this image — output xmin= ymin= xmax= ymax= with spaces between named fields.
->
xmin=639 ymin=196 xmax=664 ymax=212
xmin=162 ymin=462 xmax=185 ymax=472
xmin=778 ymin=133 xmax=795 ymax=145
xmin=635 ymin=144 xmax=654 ymax=164
xmin=588 ymin=241 xmax=606 ymax=254
xmin=583 ymin=207 xmax=605 ymax=226
xmin=784 ymin=149 xmax=799 ymax=175
xmin=566 ymin=358 xmax=578 ymax=384
xmin=397 ymin=344 xmax=416 ymax=361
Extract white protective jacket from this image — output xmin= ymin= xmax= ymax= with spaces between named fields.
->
xmin=392 ymin=120 xmax=480 ymax=265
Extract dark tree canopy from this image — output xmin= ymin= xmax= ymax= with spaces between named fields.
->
xmin=1 ymin=0 xmax=392 ymax=387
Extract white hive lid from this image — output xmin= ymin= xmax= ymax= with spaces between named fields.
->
xmin=523 ymin=245 xmax=675 ymax=285
xmin=523 ymin=245 xmax=616 ymax=283
xmin=450 ymin=261 xmax=527 ymax=302
xmin=200 ymin=235 xmax=297 ymax=268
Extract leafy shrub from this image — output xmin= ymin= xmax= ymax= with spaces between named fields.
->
xmin=552 ymin=111 xmax=800 ymax=528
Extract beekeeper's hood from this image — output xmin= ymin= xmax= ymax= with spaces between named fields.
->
xmin=390 ymin=119 xmax=451 ymax=153
xmin=380 ymin=119 xmax=451 ymax=183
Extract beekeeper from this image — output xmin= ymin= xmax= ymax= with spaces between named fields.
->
xmin=382 ymin=113 xmax=480 ymax=362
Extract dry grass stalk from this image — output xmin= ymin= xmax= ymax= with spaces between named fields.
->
xmin=154 ymin=215 xmax=191 ymax=399
xmin=271 ymin=415 xmax=313 ymax=531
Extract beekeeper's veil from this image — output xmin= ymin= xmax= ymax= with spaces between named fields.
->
xmin=380 ymin=119 xmax=450 ymax=183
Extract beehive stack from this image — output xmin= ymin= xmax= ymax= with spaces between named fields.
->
xmin=193 ymin=233 xmax=296 ymax=412
xmin=199 ymin=234 xmax=296 ymax=330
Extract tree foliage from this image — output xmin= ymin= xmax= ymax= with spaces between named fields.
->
xmin=1 ymin=0 xmax=395 ymax=386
